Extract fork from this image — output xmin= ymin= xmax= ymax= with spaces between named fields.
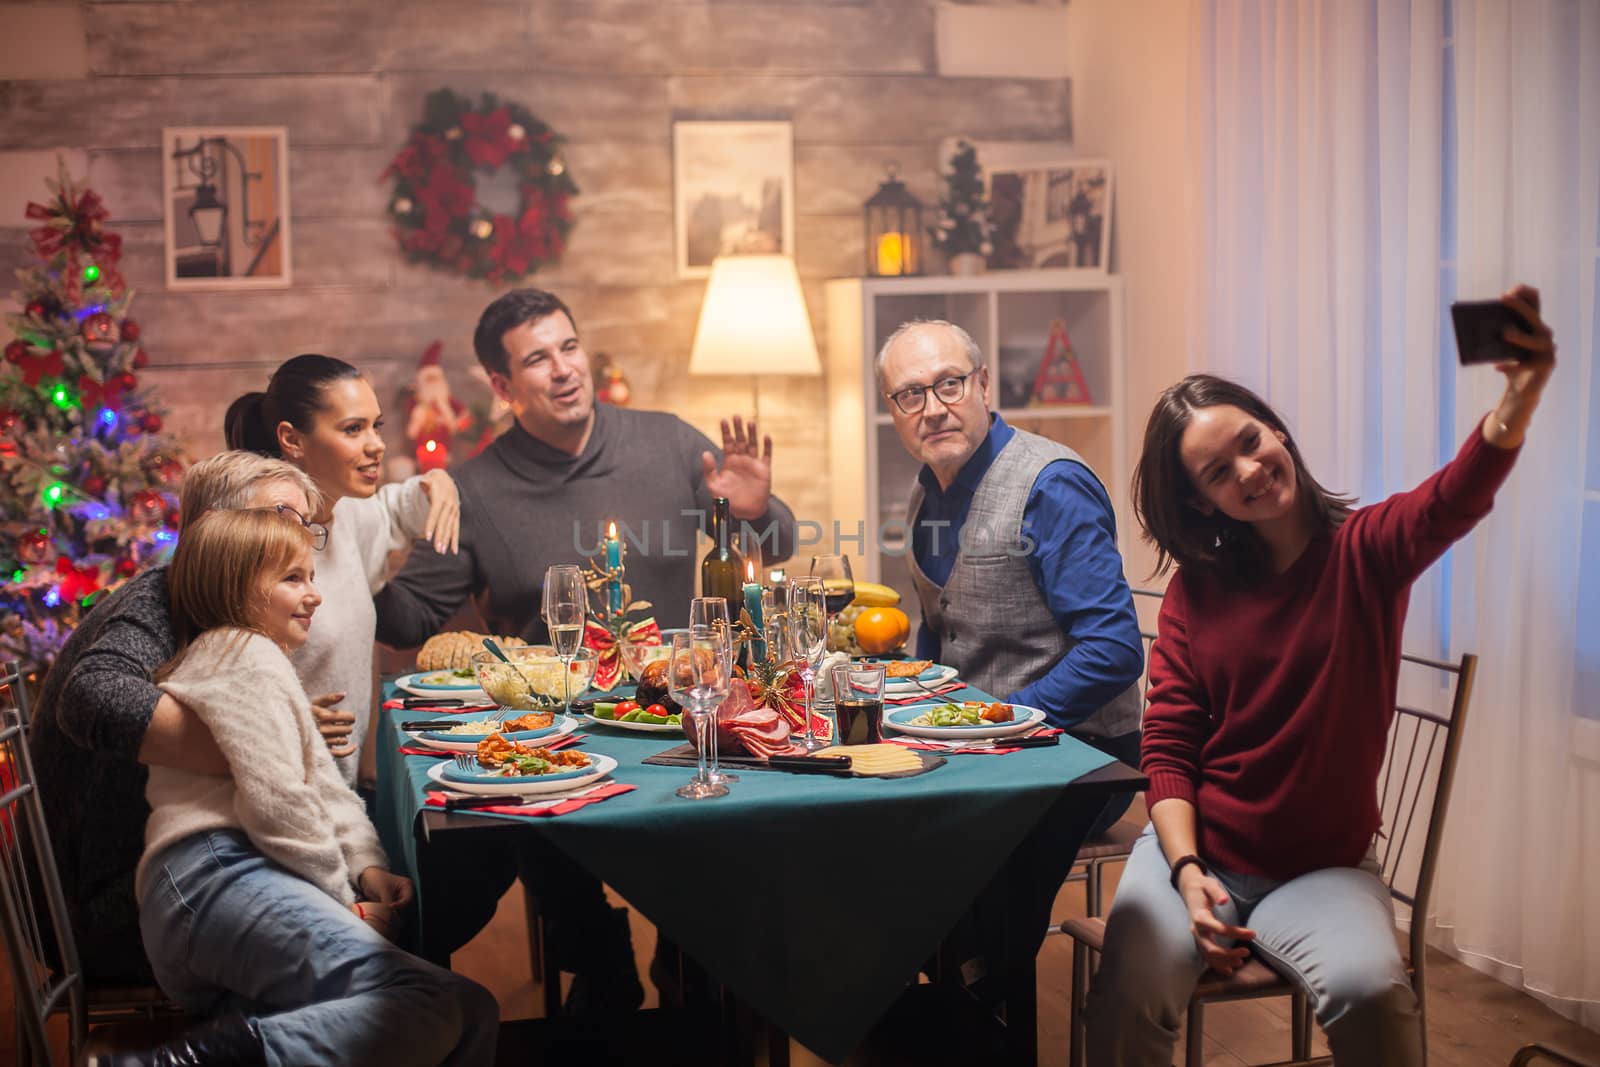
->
xmin=453 ymin=753 xmax=477 ymax=773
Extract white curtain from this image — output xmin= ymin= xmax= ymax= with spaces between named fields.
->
xmin=1435 ymin=0 xmax=1600 ymax=1030
xmin=1188 ymin=0 xmax=1600 ymax=1030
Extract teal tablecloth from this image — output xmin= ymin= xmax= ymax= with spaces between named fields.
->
xmin=374 ymin=683 xmax=1116 ymax=1063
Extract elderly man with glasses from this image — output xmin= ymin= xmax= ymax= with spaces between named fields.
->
xmin=877 ymin=319 xmax=1145 ymax=992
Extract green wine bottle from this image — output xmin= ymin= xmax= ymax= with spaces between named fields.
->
xmin=701 ymin=496 xmax=746 ymax=611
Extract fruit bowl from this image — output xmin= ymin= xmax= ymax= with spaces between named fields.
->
xmin=471 ymin=646 xmax=597 ymax=709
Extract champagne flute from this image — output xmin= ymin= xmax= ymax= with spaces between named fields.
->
xmin=809 ymin=554 xmax=855 ymax=654
xmin=669 ymin=627 xmax=731 ymax=800
xmin=689 ymin=597 xmax=738 ymax=784
xmin=788 ymin=576 xmax=828 ymax=752
xmin=542 ymin=564 xmax=587 ymax=717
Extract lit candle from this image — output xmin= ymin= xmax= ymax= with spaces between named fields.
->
xmin=876 ymin=232 xmax=906 ymax=275
xmin=744 ymin=559 xmax=765 ymax=662
xmin=604 ymin=522 xmax=623 ymax=614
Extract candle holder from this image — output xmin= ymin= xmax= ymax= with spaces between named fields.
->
xmin=579 ymin=536 xmax=661 ymax=692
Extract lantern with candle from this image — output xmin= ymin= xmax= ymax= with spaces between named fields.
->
xmin=864 ymin=164 xmax=924 ymax=277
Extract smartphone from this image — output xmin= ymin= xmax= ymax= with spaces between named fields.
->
xmin=1451 ymin=300 xmax=1537 ymax=365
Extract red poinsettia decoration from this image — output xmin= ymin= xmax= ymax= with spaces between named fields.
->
xmin=56 ymin=555 xmax=102 ymax=604
xmin=462 ymin=106 xmax=515 ymax=168
xmin=20 ymin=348 xmax=65 ymax=387
xmin=78 ymin=372 xmax=131 ymax=411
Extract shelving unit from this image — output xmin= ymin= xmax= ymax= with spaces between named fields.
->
xmin=825 ymin=269 xmax=1127 ymax=639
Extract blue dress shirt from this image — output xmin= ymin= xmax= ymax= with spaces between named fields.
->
xmin=911 ymin=415 xmax=1143 ymax=728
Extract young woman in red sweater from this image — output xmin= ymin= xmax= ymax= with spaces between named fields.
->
xmin=1084 ymin=285 xmax=1555 ymax=1065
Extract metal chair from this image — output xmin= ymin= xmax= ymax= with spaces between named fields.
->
xmin=2 ymin=657 xmax=89 ymax=1065
xmin=1056 ymin=587 xmax=1162 ymax=916
xmin=1063 ymin=651 xmax=1478 ymax=1067
xmin=0 ymin=660 xmax=187 ymax=1066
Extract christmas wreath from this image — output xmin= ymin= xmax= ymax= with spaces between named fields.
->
xmin=384 ymin=89 xmax=579 ymax=283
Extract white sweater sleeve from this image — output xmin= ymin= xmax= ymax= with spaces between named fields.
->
xmin=309 ymin=737 xmax=388 ymax=881
xmin=159 ymin=630 xmax=357 ymax=904
xmin=334 ymin=477 xmax=436 ymax=594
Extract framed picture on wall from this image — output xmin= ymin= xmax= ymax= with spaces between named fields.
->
xmin=162 ymin=126 xmax=292 ymax=290
xmin=952 ymin=140 xmax=1112 ymax=272
xmin=672 ymin=120 xmax=794 ymax=279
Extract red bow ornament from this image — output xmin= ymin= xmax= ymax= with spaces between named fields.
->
xmin=582 ymin=616 xmax=662 ymax=692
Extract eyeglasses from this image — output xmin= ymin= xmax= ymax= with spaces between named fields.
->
xmin=886 ymin=371 xmax=975 ymax=415
xmin=274 ymin=503 xmax=329 ymax=551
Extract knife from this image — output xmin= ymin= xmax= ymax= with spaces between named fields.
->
xmin=401 ymin=720 xmax=468 ymax=731
xmin=403 ymin=696 xmax=470 ymax=708
xmin=995 ymin=733 xmax=1060 ymax=749
xmin=443 ymin=793 xmax=536 ymax=811
xmin=767 ymin=755 xmax=854 ymax=776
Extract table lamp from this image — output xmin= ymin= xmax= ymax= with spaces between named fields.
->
xmin=689 ymin=254 xmax=820 ymax=418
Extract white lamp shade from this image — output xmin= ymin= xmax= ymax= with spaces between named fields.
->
xmin=689 ymin=255 xmax=820 ymax=376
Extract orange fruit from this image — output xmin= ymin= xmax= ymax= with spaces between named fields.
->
xmin=854 ymin=607 xmax=910 ymax=655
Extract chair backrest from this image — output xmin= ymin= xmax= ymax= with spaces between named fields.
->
xmin=1130 ymin=587 xmax=1162 ymax=705
xmin=0 ymin=659 xmax=87 ymax=1065
xmin=1376 ymin=651 xmax=1477 ymax=983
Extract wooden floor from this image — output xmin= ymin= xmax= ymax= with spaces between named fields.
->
xmin=9 ymin=823 xmax=1600 ymax=1066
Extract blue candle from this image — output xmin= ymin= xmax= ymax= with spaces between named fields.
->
xmin=604 ymin=522 xmax=623 ymax=614
xmin=743 ymin=561 xmax=765 ymax=662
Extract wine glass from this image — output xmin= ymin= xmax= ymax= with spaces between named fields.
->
xmin=788 ymin=576 xmax=829 ymax=752
xmin=668 ymin=627 xmax=731 ymax=800
xmin=541 ymin=564 xmax=587 ymax=717
xmin=809 ymin=554 xmax=855 ymax=653
xmin=689 ymin=597 xmax=738 ymax=784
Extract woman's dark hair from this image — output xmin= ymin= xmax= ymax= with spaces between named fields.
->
xmin=472 ymin=288 xmax=578 ymax=377
xmin=224 ymin=354 xmax=363 ymax=457
xmin=1132 ymin=374 xmax=1354 ymax=586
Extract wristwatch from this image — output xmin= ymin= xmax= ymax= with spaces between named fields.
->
xmin=1169 ymin=854 xmax=1208 ymax=891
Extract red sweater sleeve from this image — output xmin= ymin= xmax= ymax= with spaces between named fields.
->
xmin=1140 ymin=577 xmax=1210 ymax=808
xmin=1348 ymin=420 xmax=1520 ymax=588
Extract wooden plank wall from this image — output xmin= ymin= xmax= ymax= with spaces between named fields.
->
xmin=0 ymin=0 xmax=1071 ymax=529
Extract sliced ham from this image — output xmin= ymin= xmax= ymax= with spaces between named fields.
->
xmin=683 ymin=680 xmax=800 ymax=759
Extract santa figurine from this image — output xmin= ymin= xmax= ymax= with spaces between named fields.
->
xmin=405 ymin=342 xmax=471 ymax=472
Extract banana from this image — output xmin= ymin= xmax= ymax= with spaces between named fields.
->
xmin=850 ymin=581 xmax=901 ymax=608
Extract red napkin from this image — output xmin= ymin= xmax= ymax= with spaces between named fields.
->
xmin=398 ymin=734 xmax=587 ymax=758
xmin=424 ymin=781 xmax=636 ymax=817
xmin=890 ymin=726 xmax=1064 ymax=755
xmin=884 ymin=682 xmax=965 ymax=706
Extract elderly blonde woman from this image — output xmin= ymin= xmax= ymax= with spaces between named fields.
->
xmin=29 ymin=451 xmax=323 ymax=987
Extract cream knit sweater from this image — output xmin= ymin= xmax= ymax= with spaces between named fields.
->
xmin=136 ymin=628 xmax=388 ymax=907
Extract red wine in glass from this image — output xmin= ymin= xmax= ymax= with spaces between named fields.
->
xmin=834 ymin=698 xmax=884 ymax=746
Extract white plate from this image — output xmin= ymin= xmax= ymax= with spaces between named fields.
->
xmin=395 ymin=671 xmax=490 ymax=702
xmin=426 ymin=753 xmax=617 ymax=796
xmin=584 ymin=712 xmax=685 ymax=735
xmin=407 ymin=714 xmax=580 ymax=753
xmin=882 ymin=664 xmax=959 ymax=695
xmin=883 ymin=702 xmax=1047 ymax=740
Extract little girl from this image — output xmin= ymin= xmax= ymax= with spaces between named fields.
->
xmin=131 ymin=508 xmax=497 ymax=1067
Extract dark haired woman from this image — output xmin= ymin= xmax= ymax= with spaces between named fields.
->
xmin=1084 ymin=286 xmax=1555 ymax=1066
xmin=226 ymin=353 xmax=460 ymax=791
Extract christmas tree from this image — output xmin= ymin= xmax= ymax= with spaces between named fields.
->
xmin=0 ymin=161 xmax=187 ymax=670
xmin=929 ymin=140 xmax=995 ymax=260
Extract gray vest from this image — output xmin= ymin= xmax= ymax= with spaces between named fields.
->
xmin=905 ymin=428 xmax=1142 ymax=739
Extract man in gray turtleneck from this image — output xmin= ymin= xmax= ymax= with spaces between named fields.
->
xmin=374 ymin=287 xmax=798 ymax=1012
xmin=375 ymin=288 xmax=797 ymax=644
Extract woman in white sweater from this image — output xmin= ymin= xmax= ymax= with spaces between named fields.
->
xmin=130 ymin=508 xmax=496 ymax=1067
xmin=225 ymin=353 xmax=461 ymax=791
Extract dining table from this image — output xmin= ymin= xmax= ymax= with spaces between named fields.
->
xmin=373 ymin=676 xmax=1145 ymax=1065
